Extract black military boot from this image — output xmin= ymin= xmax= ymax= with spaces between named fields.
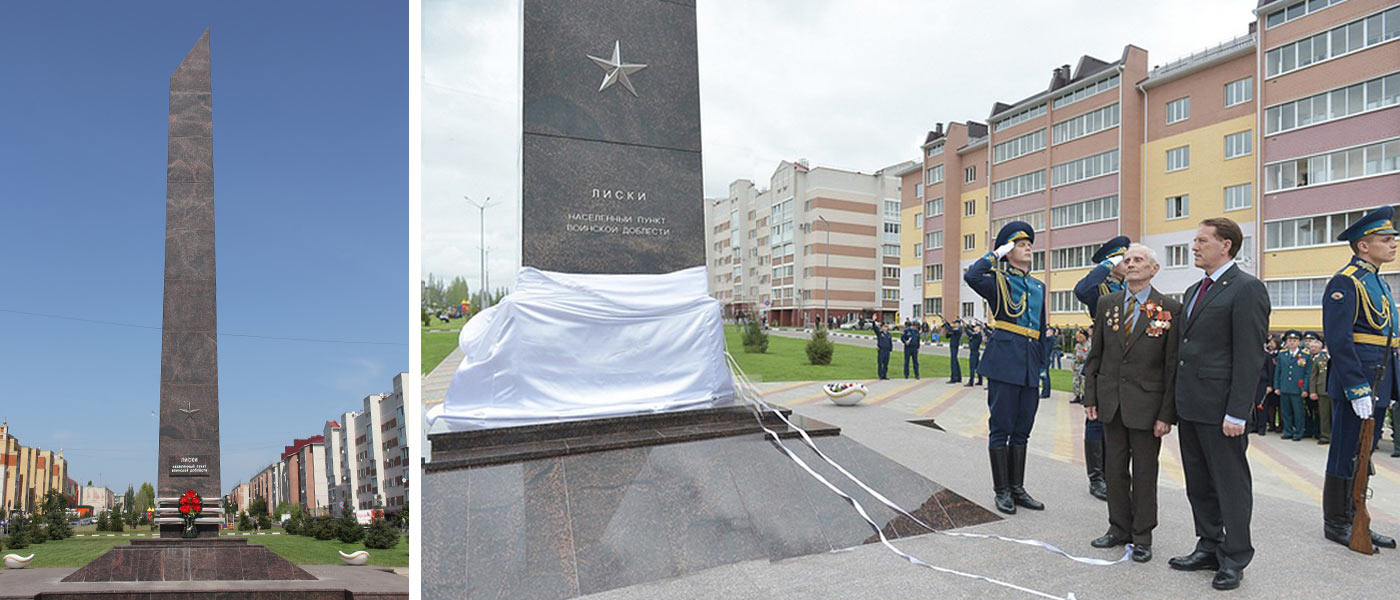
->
xmin=1008 ymin=444 xmax=1045 ymax=510
xmin=989 ymin=447 xmax=1015 ymax=514
xmin=1085 ymin=438 xmax=1108 ymax=502
xmin=1322 ymin=475 xmax=1352 ymax=547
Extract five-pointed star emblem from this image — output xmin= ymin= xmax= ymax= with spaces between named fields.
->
xmin=179 ymin=401 xmax=201 ymax=420
xmin=587 ymin=40 xmax=647 ymax=97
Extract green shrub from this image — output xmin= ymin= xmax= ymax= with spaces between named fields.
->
xmin=96 ymin=511 xmax=109 ymax=532
xmin=741 ymin=320 xmax=769 ymax=353
xmin=336 ymin=510 xmax=365 ymax=544
xmin=237 ymin=511 xmax=253 ymax=532
xmin=363 ymin=518 xmax=400 ymax=549
xmin=805 ymin=327 xmax=834 ymax=365
xmin=284 ymin=511 xmax=303 ymax=536
xmin=314 ymin=516 xmax=336 ymax=540
xmin=4 ymin=514 xmax=30 ymax=549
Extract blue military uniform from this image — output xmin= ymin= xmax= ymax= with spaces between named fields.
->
xmin=1274 ymin=330 xmax=1312 ymax=440
xmin=872 ymin=323 xmax=893 ymax=380
xmin=965 ymin=221 xmax=1050 ymax=514
xmin=901 ymin=324 xmax=921 ymax=379
xmin=947 ymin=321 xmax=964 ymax=383
xmin=966 ymin=325 xmax=984 ymax=386
xmin=1072 ymin=235 xmax=1129 ymax=503
xmin=1320 ymin=205 xmax=1399 ymax=550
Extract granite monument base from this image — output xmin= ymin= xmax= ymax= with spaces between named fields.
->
xmin=1 ymin=564 xmax=405 ymax=600
xmin=61 ymin=538 xmax=315 ymax=583
xmin=422 ymin=406 xmax=1000 ymax=599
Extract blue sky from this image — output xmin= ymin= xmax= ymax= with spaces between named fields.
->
xmin=0 ymin=2 xmax=407 ymax=496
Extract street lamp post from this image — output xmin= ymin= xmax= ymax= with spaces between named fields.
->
xmin=465 ymin=196 xmax=494 ymax=309
xmin=817 ymin=215 xmax=830 ymax=329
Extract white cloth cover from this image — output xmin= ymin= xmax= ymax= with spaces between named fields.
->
xmin=426 ymin=266 xmax=736 ymax=430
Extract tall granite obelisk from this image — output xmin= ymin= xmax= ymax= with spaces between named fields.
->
xmin=157 ymin=30 xmax=220 ymax=535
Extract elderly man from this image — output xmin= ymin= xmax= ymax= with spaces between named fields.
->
xmin=1083 ymin=244 xmax=1182 ymax=563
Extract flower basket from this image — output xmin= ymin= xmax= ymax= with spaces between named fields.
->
xmin=822 ymin=382 xmax=869 ymax=406
xmin=178 ymin=490 xmax=203 ymax=538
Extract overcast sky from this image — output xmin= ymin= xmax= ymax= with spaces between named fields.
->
xmin=422 ymin=0 xmax=1259 ymax=292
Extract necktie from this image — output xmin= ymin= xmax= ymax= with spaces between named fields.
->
xmin=1123 ymin=295 xmax=1138 ymax=342
xmin=1190 ymin=276 xmax=1214 ymax=318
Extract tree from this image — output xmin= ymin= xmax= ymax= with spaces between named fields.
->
xmin=96 ymin=510 xmax=110 ymax=532
xmin=136 ymin=483 xmax=156 ymax=518
xmin=284 ymin=510 xmax=304 ymax=536
xmin=122 ymin=485 xmax=136 ymax=525
xmin=4 ymin=514 xmax=30 ymax=549
xmin=237 ymin=511 xmax=253 ymax=531
xmin=40 ymin=489 xmax=72 ymax=540
xmin=313 ymin=516 xmax=336 ymax=540
xmin=109 ymin=511 xmax=124 ymax=532
xmin=363 ymin=518 xmax=399 ymax=549
xmin=742 ymin=320 xmax=769 ymax=353
xmin=273 ymin=501 xmax=295 ymax=521
xmin=256 ymin=512 xmax=271 ymax=531
xmin=248 ymin=497 xmax=268 ymax=517
xmin=336 ymin=508 xmax=364 ymax=544
xmin=805 ymin=327 xmax=834 ymax=365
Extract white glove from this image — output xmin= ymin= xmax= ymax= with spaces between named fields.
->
xmin=1107 ymin=255 xmax=1124 ymax=267
xmin=1352 ymin=396 xmax=1374 ymax=419
xmin=994 ymin=242 xmax=1015 ymax=259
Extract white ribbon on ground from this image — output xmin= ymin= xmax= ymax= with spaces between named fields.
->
xmin=726 ymin=353 xmax=1130 ymax=600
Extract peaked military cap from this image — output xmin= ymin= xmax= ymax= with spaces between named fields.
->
xmin=1337 ymin=205 xmax=1398 ymax=242
xmin=1303 ymin=330 xmax=1321 ymax=341
xmin=1091 ymin=235 xmax=1132 ymax=263
xmin=1285 ymin=329 xmax=1302 ymax=340
xmin=994 ymin=220 xmax=1035 ymax=249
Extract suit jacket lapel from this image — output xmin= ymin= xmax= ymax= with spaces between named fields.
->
xmin=1187 ymin=264 xmax=1239 ymax=333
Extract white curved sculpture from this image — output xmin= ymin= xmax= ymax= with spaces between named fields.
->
xmin=338 ymin=550 xmax=370 ymax=566
xmin=4 ymin=553 xmax=35 ymax=569
xmin=823 ymin=382 xmax=869 ymax=406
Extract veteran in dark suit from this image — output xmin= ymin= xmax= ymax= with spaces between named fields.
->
xmin=1167 ymin=218 xmax=1270 ymax=592
xmin=965 ymin=221 xmax=1052 ymax=515
xmin=1083 ymin=244 xmax=1181 ymax=564
xmin=1075 ymin=235 xmax=1131 ymax=502
xmin=1320 ymin=205 xmax=1398 ymax=552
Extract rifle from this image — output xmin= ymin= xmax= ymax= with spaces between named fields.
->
xmin=1349 ymin=414 xmax=1375 ymax=554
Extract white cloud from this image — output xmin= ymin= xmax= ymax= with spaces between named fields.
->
xmin=422 ymin=0 xmax=1258 ymax=290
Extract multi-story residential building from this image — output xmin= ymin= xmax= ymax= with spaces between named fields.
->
xmin=248 ymin=460 xmax=284 ymax=514
xmin=280 ymin=435 xmax=328 ymax=514
xmin=703 ymin=178 xmax=771 ymax=321
xmin=705 ymin=160 xmax=914 ymax=327
xmin=1255 ymin=0 xmax=1400 ymax=330
xmin=897 ymin=160 xmax=924 ymax=323
xmin=913 ymin=121 xmax=990 ymax=326
xmin=78 ymin=485 xmax=115 ymax=513
xmin=334 ymin=373 xmax=409 ymax=513
xmin=0 ymin=420 xmax=69 ymax=516
xmin=226 ymin=482 xmax=249 ymax=515
xmin=985 ymin=46 xmax=1149 ymax=329
xmin=1140 ymin=29 xmax=1261 ymax=304
xmin=323 ymin=419 xmax=352 ymax=513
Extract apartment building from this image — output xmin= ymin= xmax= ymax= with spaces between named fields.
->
xmin=280 ymin=435 xmax=328 ymax=514
xmin=248 ymin=461 xmax=284 ymax=513
xmin=912 ymin=122 xmax=989 ymax=326
xmin=343 ymin=374 xmax=409 ymax=512
xmin=1255 ymin=0 xmax=1400 ymax=329
xmin=0 ymin=420 xmax=69 ymax=516
xmin=1140 ymin=30 xmax=1261 ymax=303
xmin=705 ymin=160 xmax=914 ymax=327
xmin=897 ymin=161 xmax=924 ymax=323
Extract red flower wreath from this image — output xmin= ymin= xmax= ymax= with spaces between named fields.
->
xmin=179 ymin=490 xmax=202 ymax=516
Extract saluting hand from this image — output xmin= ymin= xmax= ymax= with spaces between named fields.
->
xmin=993 ymin=242 xmax=1015 ymax=259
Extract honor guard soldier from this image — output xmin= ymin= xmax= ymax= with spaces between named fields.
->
xmin=1073 ymin=235 xmax=1131 ymax=502
xmin=965 ymin=221 xmax=1050 ymax=514
xmin=1273 ymin=330 xmax=1312 ymax=441
xmin=1321 ymin=205 xmax=1399 ymax=551
xmin=1305 ymin=331 xmax=1332 ymax=444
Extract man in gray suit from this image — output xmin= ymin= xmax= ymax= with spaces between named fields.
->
xmin=1083 ymin=244 xmax=1181 ymax=564
xmin=1167 ymin=218 xmax=1270 ymax=591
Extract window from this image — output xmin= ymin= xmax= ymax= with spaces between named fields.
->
xmin=1266 ymin=7 xmax=1400 ymax=77
xmin=1166 ymin=146 xmax=1190 ymax=172
xmin=1031 ymin=250 xmax=1046 ymax=271
xmin=993 ymin=129 xmax=1046 ymax=164
xmin=963 ymin=233 xmax=977 ymax=251
xmin=927 ymin=264 xmax=943 ymax=282
xmin=1266 ymin=0 xmax=1345 ymax=29
xmin=882 ymin=288 xmax=900 ymax=301
xmin=962 ymin=302 xmax=975 ymax=318
xmin=883 ymin=266 xmax=900 ymax=279
xmin=883 ymin=244 xmax=900 ymax=257
xmin=1262 ymin=208 xmax=1400 ymax=250
xmin=965 ymin=166 xmax=977 ymax=183
xmin=927 ymin=143 xmax=944 ymax=157
xmin=914 ymin=213 xmax=922 ymax=229
xmin=1052 ymin=149 xmax=1119 ymax=187
xmin=1051 ymin=195 xmax=1119 ymax=228
xmin=1166 ymin=97 xmax=1190 ymax=124
xmin=1263 ymin=137 xmax=1400 ymax=192
xmin=912 ymin=304 xmax=922 ymax=319
xmin=991 ymin=210 xmax=1046 ymax=233
xmin=992 ymin=103 xmax=1047 ymax=132
xmin=1049 ymin=290 xmax=1079 ymax=313
xmin=1052 ymin=73 xmax=1120 ymax=110
xmin=925 ymin=165 xmax=944 ymax=185
xmin=883 ymin=222 xmax=900 ymax=243
xmin=926 ymin=230 xmax=943 ymax=249
xmin=885 ymin=200 xmax=901 ymax=220
xmin=1265 ymin=72 xmax=1400 ymax=135
xmin=925 ymin=298 xmax=943 ymax=316
xmin=1224 ymin=183 xmax=1252 ymax=211
xmin=1166 ymin=244 xmax=1190 ymax=267
xmin=1166 ymin=195 xmax=1189 ymax=219
xmin=1052 ymin=103 xmax=1120 ymax=145
xmin=926 ymin=197 xmax=944 ymax=216
xmin=914 ymin=243 xmax=923 ymax=258
xmin=915 ymin=183 xmax=924 ymax=198
xmin=913 ymin=272 xmax=923 ymax=287
xmin=991 ymin=170 xmax=1046 ymax=201
xmin=964 ymin=199 xmax=976 ymax=216
xmin=1050 ymin=244 xmax=1097 ymax=270
xmin=1224 ymin=131 xmax=1252 ymax=159
xmin=1266 ymin=277 xmax=1331 ymax=308
xmin=1225 ymin=77 xmax=1253 ymax=107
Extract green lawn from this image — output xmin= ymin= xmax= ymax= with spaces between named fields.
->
xmin=422 ymin=316 xmax=469 ymax=374
xmin=4 ymin=531 xmax=408 ymax=569
xmin=727 ymin=326 xmax=1073 ymax=391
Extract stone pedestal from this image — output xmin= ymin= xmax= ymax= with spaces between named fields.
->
xmin=153 ymin=496 xmax=223 ymax=538
xmin=61 ymin=538 xmax=315 ymax=583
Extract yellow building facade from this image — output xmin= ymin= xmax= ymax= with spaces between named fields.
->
xmin=0 ymin=420 xmax=69 ymax=516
